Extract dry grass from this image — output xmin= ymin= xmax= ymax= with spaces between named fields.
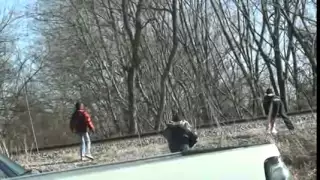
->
xmin=276 ymin=130 xmax=317 ymax=180
xmin=1 ymin=113 xmax=316 ymax=179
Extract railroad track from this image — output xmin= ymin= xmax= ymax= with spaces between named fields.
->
xmin=26 ymin=126 xmax=317 ymax=169
xmin=10 ymin=109 xmax=316 ymax=155
xmin=13 ymin=111 xmax=316 ymax=173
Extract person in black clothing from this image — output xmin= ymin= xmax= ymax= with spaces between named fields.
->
xmin=263 ymin=88 xmax=294 ymax=134
xmin=162 ymin=111 xmax=198 ymax=153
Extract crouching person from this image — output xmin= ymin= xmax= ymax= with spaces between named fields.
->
xmin=162 ymin=111 xmax=198 ymax=153
xmin=70 ymin=102 xmax=95 ymax=160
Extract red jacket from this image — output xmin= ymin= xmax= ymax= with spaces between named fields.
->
xmin=70 ymin=109 xmax=95 ymax=133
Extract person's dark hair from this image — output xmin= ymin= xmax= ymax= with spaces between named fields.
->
xmin=172 ymin=114 xmax=180 ymax=122
xmin=75 ymin=102 xmax=82 ymax=110
xmin=266 ymin=88 xmax=273 ymax=94
xmin=172 ymin=110 xmax=182 ymax=122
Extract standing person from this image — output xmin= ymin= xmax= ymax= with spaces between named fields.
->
xmin=162 ymin=111 xmax=198 ymax=153
xmin=70 ymin=102 xmax=95 ymax=160
xmin=263 ymin=88 xmax=295 ymax=134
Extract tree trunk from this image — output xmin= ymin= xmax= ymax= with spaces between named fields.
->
xmin=122 ymin=0 xmax=144 ymax=134
xmin=154 ymin=0 xmax=178 ymax=131
xmin=273 ymin=0 xmax=288 ymax=111
xmin=312 ymin=69 xmax=316 ymax=97
xmin=127 ymin=67 xmax=138 ymax=134
xmin=292 ymin=46 xmax=300 ymax=110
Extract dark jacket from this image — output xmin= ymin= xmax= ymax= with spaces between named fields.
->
xmin=70 ymin=110 xmax=94 ymax=133
xmin=263 ymin=94 xmax=294 ymax=130
xmin=263 ymin=94 xmax=281 ymax=115
xmin=162 ymin=122 xmax=198 ymax=152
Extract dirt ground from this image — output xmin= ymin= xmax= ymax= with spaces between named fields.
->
xmin=9 ymin=113 xmax=317 ymax=180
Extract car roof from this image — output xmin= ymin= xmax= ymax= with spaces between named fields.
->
xmin=10 ymin=143 xmax=281 ymax=180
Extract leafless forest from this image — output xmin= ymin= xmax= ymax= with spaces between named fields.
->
xmin=0 ymin=0 xmax=316 ymax=150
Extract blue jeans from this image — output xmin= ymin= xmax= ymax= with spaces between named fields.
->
xmin=78 ymin=132 xmax=91 ymax=157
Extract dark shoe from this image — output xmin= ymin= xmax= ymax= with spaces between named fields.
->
xmin=283 ymin=119 xmax=294 ymax=130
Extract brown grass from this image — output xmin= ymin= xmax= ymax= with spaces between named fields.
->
xmin=276 ymin=130 xmax=317 ymax=180
xmin=1 ymin=114 xmax=316 ymax=179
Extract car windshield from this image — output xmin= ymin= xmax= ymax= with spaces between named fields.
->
xmin=0 ymin=155 xmax=27 ymax=176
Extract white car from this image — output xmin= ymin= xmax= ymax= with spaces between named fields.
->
xmin=8 ymin=143 xmax=293 ymax=180
xmin=0 ymin=154 xmax=39 ymax=179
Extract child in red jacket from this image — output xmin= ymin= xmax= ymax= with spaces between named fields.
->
xmin=70 ymin=102 xmax=95 ymax=160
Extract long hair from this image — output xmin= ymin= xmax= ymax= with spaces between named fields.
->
xmin=75 ymin=102 xmax=82 ymax=110
xmin=71 ymin=102 xmax=82 ymax=127
xmin=266 ymin=88 xmax=273 ymax=95
xmin=72 ymin=102 xmax=83 ymax=118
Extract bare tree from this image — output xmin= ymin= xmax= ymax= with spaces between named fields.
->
xmin=1 ymin=0 xmax=313 ymax=148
